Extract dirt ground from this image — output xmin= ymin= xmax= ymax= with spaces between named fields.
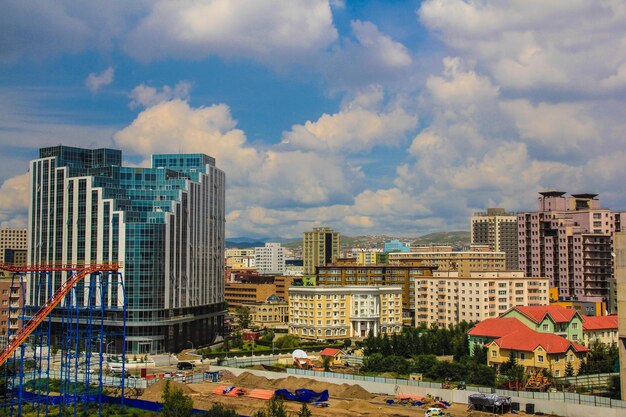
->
xmin=140 ymin=372 xmax=546 ymax=417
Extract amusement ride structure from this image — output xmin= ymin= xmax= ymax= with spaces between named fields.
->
xmin=0 ymin=262 xmax=127 ymax=417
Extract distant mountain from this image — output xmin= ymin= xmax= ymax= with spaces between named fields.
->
xmin=281 ymin=231 xmax=471 ymax=250
xmin=226 ymin=237 xmax=300 ymax=248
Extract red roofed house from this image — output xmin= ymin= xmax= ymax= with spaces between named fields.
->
xmin=582 ymin=315 xmax=619 ymax=346
xmin=500 ymin=305 xmax=584 ymax=344
xmin=468 ymin=317 xmax=530 ymax=355
xmin=319 ymin=348 xmax=344 ymax=366
xmin=470 ymin=318 xmax=590 ymax=377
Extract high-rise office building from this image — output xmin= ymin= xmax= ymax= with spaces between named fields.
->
xmin=302 ymin=227 xmax=340 ymax=275
xmin=254 ymin=243 xmax=285 ymax=274
xmin=518 ymin=191 xmax=625 ymax=312
xmin=471 ymin=208 xmax=518 ymax=269
xmin=28 ymin=146 xmax=225 ymax=353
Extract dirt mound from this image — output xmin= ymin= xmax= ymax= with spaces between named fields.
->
xmin=337 ymin=383 xmax=372 ymax=400
xmin=219 ymin=370 xmax=236 ymax=381
xmin=141 ymin=379 xmax=194 ymax=402
xmin=231 ymin=372 xmax=272 ymax=388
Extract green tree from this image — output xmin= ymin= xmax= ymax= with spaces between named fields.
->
xmin=322 ymin=355 xmax=332 ymax=372
xmin=161 ymin=379 xmax=194 ymax=417
xmin=199 ymin=404 xmax=239 ymax=417
xmin=252 ymin=396 xmax=288 ymax=417
xmin=236 ymin=306 xmax=251 ymax=329
xmin=472 ymin=344 xmax=488 ymax=364
xmin=298 ymin=402 xmax=312 ymax=417
xmin=342 ymin=338 xmax=352 ymax=349
xmin=565 ymin=361 xmax=574 ymax=377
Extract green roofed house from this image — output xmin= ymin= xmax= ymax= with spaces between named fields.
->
xmin=499 ymin=305 xmax=584 ymax=344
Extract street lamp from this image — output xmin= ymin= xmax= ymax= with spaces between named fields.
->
xmin=187 ymin=340 xmax=194 ymax=352
xmin=106 ymin=341 xmax=115 ymax=354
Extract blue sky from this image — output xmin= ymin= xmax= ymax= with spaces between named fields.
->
xmin=1 ymin=1 xmax=626 ymax=238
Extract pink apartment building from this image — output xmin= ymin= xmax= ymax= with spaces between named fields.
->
xmin=518 ymin=191 xmax=626 ymax=312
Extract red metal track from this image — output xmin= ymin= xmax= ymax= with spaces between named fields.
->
xmin=0 ymin=263 xmax=119 ymax=367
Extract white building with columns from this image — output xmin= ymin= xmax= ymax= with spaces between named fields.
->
xmin=288 ymin=285 xmax=403 ymax=341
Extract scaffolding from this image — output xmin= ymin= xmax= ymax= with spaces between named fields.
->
xmin=0 ymin=263 xmax=126 ymax=417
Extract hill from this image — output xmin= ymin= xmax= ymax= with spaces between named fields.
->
xmin=280 ymin=231 xmax=470 ymax=250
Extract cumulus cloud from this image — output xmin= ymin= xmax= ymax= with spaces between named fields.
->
xmin=419 ymin=0 xmax=626 ymax=95
xmin=85 ymin=67 xmax=114 ymax=93
xmin=129 ymin=81 xmax=192 ymax=108
xmin=124 ymin=0 xmax=337 ymax=62
xmin=281 ymin=85 xmax=417 ymax=152
xmin=0 ymin=173 xmax=29 ymax=228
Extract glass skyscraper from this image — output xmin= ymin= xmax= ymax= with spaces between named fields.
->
xmin=28 ymin=146 xmax=226 ymax=353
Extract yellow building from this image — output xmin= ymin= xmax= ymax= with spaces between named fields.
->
xmin=316 ymin=260 xmax=436 ymax=325
xmin=288 ymin=286 xmax=403 ymax=341
xmin=389 ymin=246 xmax=506 ymax=277
xmin=249 ymin=295 xmax=289 ymax=330
xmin=303 ymin=227 xmax=340 ymax=275
xmin=470 ymin=317 xmax=590 ymax=377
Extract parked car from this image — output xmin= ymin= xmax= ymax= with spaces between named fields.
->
xmin=177 ymin=361 xmax=194 ymax=370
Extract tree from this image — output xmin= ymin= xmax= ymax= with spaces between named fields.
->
xmin=161 ymin=379 xmax=194 ymax=417
xmin=565 ymin=361 xmax=574 ymax=377
xmin=298 ymin=403 xmax=312 ymax=417
xmin=252 ymin=396 xmax=288 ymax=417
xmin=236 ymin=306 xmax=251 ymax=329
xmin=199 ymin=404 xmax=239 ymax=417
xmin=472 ymin=344 xmax=488 ymax=364
xmin=322 ymin=355 xmax=332 ymax=372
xmin=342 ymin=338 xmax=352 ymax=349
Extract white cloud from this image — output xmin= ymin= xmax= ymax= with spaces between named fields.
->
xmin=124 ymin=0 xmax=338 ymax=63
xmin=85 ymin=67 xmax=114 ymax=93
xmin=419 ymin=0 xmax=626 ymax=94
xmin=129 ymin=81 xmax=192 ymax=108
xmin=0 ymin=173 xmax=29 ymax=228
xmin=350 ymin=20 xmax=412 ymax=69
xmin=281 ymin=85 xmax=417 ymax=152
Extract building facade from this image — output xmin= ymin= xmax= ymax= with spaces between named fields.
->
xmin=225 ymin=248 xmax=255 ymax=268
xmin=389 ymin=246 xmax=506 ymax=277
xmin=518 ymin=191 xmax=625 ymax=311
xmin=316 ymin=260 xmax=435 ymax=324
xmin=351 ymin=249 xmax=388 ymax=265
xmin=0 ymin=228 xmax=27 ymax=263
xmin=288 ymin=286 xmax=403 ymax=341
xmin=471 ymin=208 xmax=518 ymax=269
xmin=500 ymin=305 xmax=584 ymax=343
xmin=249 ymin=295 xmax=289 ymax=330
xmin=28 ymin=146 xmax=226 ymax=353
xmin=0 ymin=278 xmax=24 ymax=343
xmin=416 ymin=271 xmax=549 ymax=328
xmin=614 ymin=231 xmax=626 ymax=400
xmin=384 ymin=240 xmax=410 ymax=253
xmin=582 ymin=315 xmax=619 ymax=346
xmin=303 ymin=227 xmax=340 ymax=275
xmin=254 ymin=243 xmax=285 ymax=274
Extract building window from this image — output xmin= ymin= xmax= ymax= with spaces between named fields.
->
xmin=537 ymin=355 xmax=544 ymax=363
xmin=542 ymin=324 xmax=548 ymax=331
xmin=491 ymin=350 xmax=496 ymax=358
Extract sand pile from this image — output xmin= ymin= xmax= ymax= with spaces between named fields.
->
xmin=219 ymin=370 xmax=236 ymax=380
xmin=228 ymin=372 xmax=373 ymax=400
xmin=141 ymin=379 xmax=195 ymax=402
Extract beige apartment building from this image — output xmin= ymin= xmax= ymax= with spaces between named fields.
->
xmin=615 ymin=231 xmax=626 ymax=400
xmin=471 ymin=208 xmax=518 ymax=269
xmin=303 ymin=227 xmax=340 ymax=275
xmin=316 ymin=260 xmax=436 ymax=324
xmin=288 ymin=286 xmax=403 ymax=341
xmin=415 ymin=271 xmax=549 ymax=328
xmin=225 ymin=248 xmax=256 ymax=268
xmin=0 ymin=228 xmax=27 ymax=264
xmin=389 ymin=246 xmax=506 ymax=276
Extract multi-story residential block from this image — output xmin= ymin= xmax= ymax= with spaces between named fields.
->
xmin=303 ymin=227 xmax=340 ymax=275
xmin=500 ymin=305 xmax=584 ymax=343
xmin=0 ymin=278 xmax=25 ymax=343
xmin=389 ymin=246 xmax=506 ymax=277
xmin=351 ymin=249 xmax=388 ymax=265
xmin=471 ymin=208 xmax=518 ymax=269
xmin=614 ymin=231 xmax=626 ymax=400
xmin=254 ymin=243 xmax=285 ymax=274
xmin=288 ymin=286 xmax=403 ymax=341
xmin=384 ymin=240 xmax=410 ymax=253
xmin=469 ymin=318 xmax=589 ymax=377
xmin=0 ymin=228 xmax=27 ymax=263
xmin=28 ymin=146 xmax=225 ymax=353
xmin=225 ymin=248 xmax=256 ymax=268
xmin=582 ymin=315 xmax=619 ymax=346
xmin=249 ymin=295 xmax=289 ymax=330
xmin=285 ymin=259 xmax=304 ymax=276
xmin=518 ymin=191 xmax=626 ymax=311
xmin=316 ymin=259 xmax=435 ymax=324
xmin=415 ymin=271 xmax=549 ymax=328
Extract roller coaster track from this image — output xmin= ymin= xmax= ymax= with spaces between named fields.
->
xmin=0 ymin=263 xmax=119 ymax=367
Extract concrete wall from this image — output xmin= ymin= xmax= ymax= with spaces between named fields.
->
xmin=211 ymin=366 xmax=624 ymax=417
xmin=615 ymin=232 xmax=626 ymax=401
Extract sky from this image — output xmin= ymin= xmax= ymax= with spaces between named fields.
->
xmin=1 ymin=0 xmax=626 ymax=238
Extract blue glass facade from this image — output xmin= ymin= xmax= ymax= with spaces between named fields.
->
xmin=384 ymin=240 xmax=411 ymax=253
xmin=28 ymin=146 xmax=226 ymax=353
